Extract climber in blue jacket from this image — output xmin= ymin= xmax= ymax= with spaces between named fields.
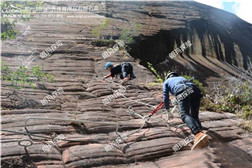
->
xmin=149 ymin=72 xmax=208 ymax=150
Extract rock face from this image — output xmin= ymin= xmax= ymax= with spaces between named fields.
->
xmin=104 ymin=1 xmax=252 ymax=82
xmin=1 ymin=1 xmax=252 ymax=168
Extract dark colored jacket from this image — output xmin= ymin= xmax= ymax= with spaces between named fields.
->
xmin=111 ymin=62 xmax=136 ymax=80
xmin=163 ymin=77 xmax=195 ymax=109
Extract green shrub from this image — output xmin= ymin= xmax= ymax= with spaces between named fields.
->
xmin=119 ymin=23 xmax=142 ymax=52
xmin=1 ymin=65 xmax=54 ymax=88
xmin=1 ymin=1 xmax=43 ymax=41
xmin=134 ymin=23 xmax=142 ymax=33
xmin=146 ymin=64 xmax=205 ymax=93
xmin=242 ymin=105 xmax=252 ymax=120
xmin=183 ymin=75 xmax=206 ymax=95
xmin=238 ymin=120 xmax=252 ymax=132
xmin=201 ymin=77 xmax=252 ymax=120
xmin=32 ymin=66 xmax=54 ymax=82
xmin=147 ymin=62 xmax=164 ymax=83
xmin=120 ymin=29 xmax=134 ymax=44
xmin=91 ymin=39 xmax=115 ymax=47
xmin=119 ymin=23 xmax=142 ymax=44
xmin=146 ymin=64 xmax=251 ymax=121
xmin=92 ymin=19 xmax=110 ymax=39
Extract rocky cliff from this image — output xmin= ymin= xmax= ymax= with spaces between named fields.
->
xmin=104 ymin=1 xmax=252 ymax=82
xmin=1 ymin=1 xmax=252 ymax=168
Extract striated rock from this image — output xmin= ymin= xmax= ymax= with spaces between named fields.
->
xmin=1 ymin=1 xmax=251 ymax=168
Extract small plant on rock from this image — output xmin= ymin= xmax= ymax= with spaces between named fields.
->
xmin=1 ymin=64 xmax=54 ymax=88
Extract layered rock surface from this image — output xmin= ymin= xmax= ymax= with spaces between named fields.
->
xmin=1 ymin=1 xmax=252 ymax=168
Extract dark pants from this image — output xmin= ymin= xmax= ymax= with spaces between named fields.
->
xmin=177 ymin=86 xmax=202 ymax=135
xmin=120 ymin=63 xmax=136 ymax=80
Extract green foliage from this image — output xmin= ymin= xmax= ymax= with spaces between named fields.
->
xmin=134 ymin=23 xmax=142 ymax=33
xmin=1 ymin=0 xmax=43 ymax=41
xmin=146 ymin=63 xmax=251 ymax=121
xmin=1 ymin=25 xmax=19 ymax=41
xmin=146 ymin=64 xmax=205 ymax=94
xmin=147 ymin=62 xmax=164 ymax=83
xmin=238 ymin=120 xmax=252 ymax=132
xmin=32 ymin=66 xmax=54 ymax=82
xmin=120 ymin=29 xmax=134 ymax=44
xmin=183 ymin=75 xmax=206 ymax=95
xmin=1 ymin=64 xmax=54 ymax=89
xmin=242 ymin=105 xmax=252 ymax=120
xmin=91 ymin=39 xmax=115 ymax=47
xmin=92 ymin=18 xmax=110 ymax=39
xmin=91 ymin=21 xmax=142 ymax=58
xmin=119 ymin=23 xmax=142 ymax=45
xmin=201 ymin=77 xmax=252 ymax=120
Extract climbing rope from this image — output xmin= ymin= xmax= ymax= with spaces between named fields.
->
xmin=103 ymin=78 xmax=186 ymax=134
xmin=1 ymin=117 xmax=119 ymax=148
xmin=103 ymin=78 xmax=189 ymax=139
xmin=1 ymin=77 xmax=188 ymax=151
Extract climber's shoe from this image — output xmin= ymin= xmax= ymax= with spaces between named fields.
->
xmin=191 ymin=131 xmax=209 ymax=150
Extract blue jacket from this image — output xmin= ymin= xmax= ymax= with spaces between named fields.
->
xmin=163 ymin=77 xmax=194 ymax=109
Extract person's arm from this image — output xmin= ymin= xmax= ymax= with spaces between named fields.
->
xmin=103 ymin=74 xmax=112 ymax=80
xmin=121 ymin=75 xmax=130 ymax=85
xmin=163 ymin=82 xmax=170 ymax=110
xmin=121 ymin=64 xmax=130 ymax=85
